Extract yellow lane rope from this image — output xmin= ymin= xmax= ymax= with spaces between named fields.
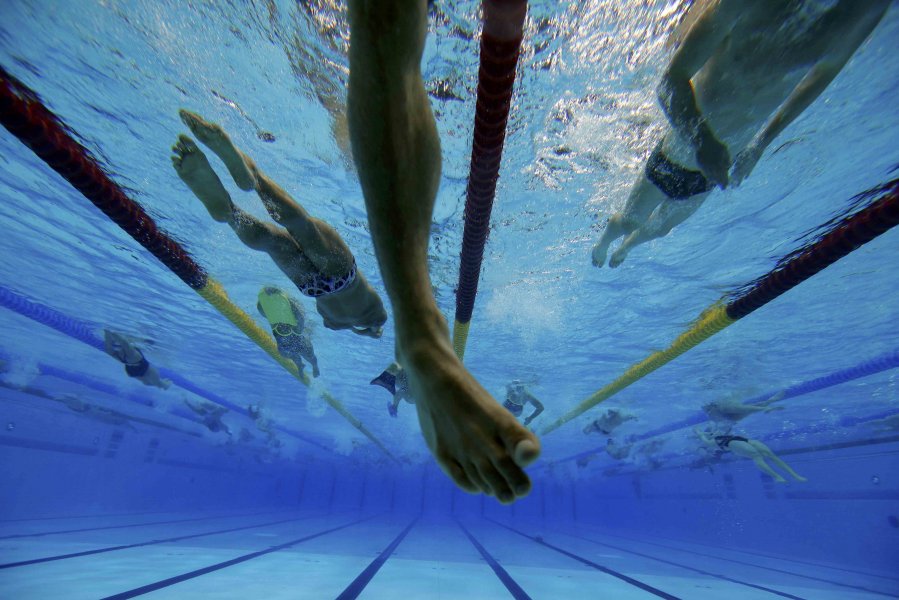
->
xmin=541 ymin=303 xmax=736 ymax=435
xmin=197 ymin=279 xmax=398 ymax=462
xmin=452 ymin=320 xmax=471 ymax=360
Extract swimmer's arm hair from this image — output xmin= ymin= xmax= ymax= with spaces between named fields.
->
xmin=750 ymin=0 xmax=890 ymax=153
xmin=658 ymin=0 xmax=743 ymax=150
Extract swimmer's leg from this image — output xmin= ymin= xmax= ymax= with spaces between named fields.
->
xmin=348 ymin=0 xmax=539 ymax=503
xmin=592 ymin=175 xmax=661 ymax=267
xmin=609 ymin=192 xmax=707 ymax=268
xmin=180 ymin=109 xmax=352 ymax=275
xmin=728 ymin=439 xmax=785 ymax=482
xmin=172 ymin=135 xmax=234 ymax=222
xmin=751 ymin=456 xmax=787 ymax=483
xmin=173 ymin=138 xmax=309 ymax=270
xmin=751 ymin=441 xmax=807 ymax=482
xmin=179 ymin=110 xmax=258 ymax=191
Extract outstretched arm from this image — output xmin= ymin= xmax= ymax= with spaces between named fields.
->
xmin=523 ymin=392 xmax=544 ymax=426
xmin=731 ymin=0 xmax=890 ymax=185
xmin=348 ymin=0 xmax=540 ymax=504
xmin=658 ymin=0 xmax=743 ymax=187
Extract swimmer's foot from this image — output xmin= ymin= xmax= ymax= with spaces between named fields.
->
xmin=400 ymin=316 xmax=540 ymax=504
xmin=609 ymin=245 xmax=629 ymax=268
xmin=171 ymin=135 xmax=233 ymax=222
xmin=592 ymin=214 xmax=625 ymax=268
xmin=591 ymin=241 xmax=610 ymax=268
xmin=179 ymin=109 xmax=258 ymax=191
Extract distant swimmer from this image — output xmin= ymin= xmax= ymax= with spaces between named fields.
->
xmin=172 ymin=110 xmax=388 ymax=338
xmin=348 ymin=0 xmax=540 ymax=503
xmin=703 ymin=392 xmax=784 ymax=424
xmin=503 ymin=381 xmax=545 ymax=428
xmin=592 ymin=0 xmax=890 ymax=268
xmin=247 ymin=403 xmax=281 ymax=447
xmin=103 ymin=330 xmax=170 ymax=390
xmin=583 ymin=408 xmax=637 ymax=436
xmin=58 ymin=395 xmax=136 ymax=430
xmin=370 ymin=362 xmax=414 ymax=417
xmin=694 ymin=427 xmax=807 ymax=483
xmin=258 ymin=286 xmax=321 ymax=378
xmin=867 ymin=414 xmax=899 ymax=433
xmin=185 ymin=399 xmax=231 ymax=435
xmin=605 ymin=438 xmax=632 ymax=460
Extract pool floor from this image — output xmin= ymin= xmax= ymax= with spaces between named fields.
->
xmin=1 ymin=510 xmax=895 ymax=599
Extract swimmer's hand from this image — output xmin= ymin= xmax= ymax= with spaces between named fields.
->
xmin=730 ymin=141 xmax=764 ymax=187
xmin=695 ymin=130 xmax=730 ymax=189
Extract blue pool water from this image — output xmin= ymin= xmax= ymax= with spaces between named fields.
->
xmin=1 ymin=1 xmax=898 ymax=598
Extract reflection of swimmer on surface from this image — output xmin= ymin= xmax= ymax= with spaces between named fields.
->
xmin=347 ymin=0 xmax=540 ymax=503
xmin=583 ymin=408 xmax=637 ymax=436
xmin=867 ymin=414 xmax=899 ymax=433
xmin=184 ymin=399 xmax=231 ymax=436
xmin=370 ymin=362 xmax=414 ymax=418
xmin=694 ymin=427 xmax=807 ymax=483
xmin=103 ymin=330 xmax=170 ymax=390
xmin=592 ymin=0 xmax=890 ymax=268
xmin=172 ymin=109 xmax=388 ymax=338
xmin=58 ymin=394 xmax=137 ymax=430
xmin=503 ymin=381 xmax=545 ymax=428
xmin=258 ymin=286 xmax=320 ymax=378
xmin=703 ymin=391 xmax=784 ymax=424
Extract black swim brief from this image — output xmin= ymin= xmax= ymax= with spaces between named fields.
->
xmin=503 ymin=400 xmax=523 ymax=417
xmin=645 ymin=147 xmax=714 ymax=200
xmin=715 ymin=435 xmax=749 ymax=450
xmin=124 ymin=353 xmax=149 ymax=378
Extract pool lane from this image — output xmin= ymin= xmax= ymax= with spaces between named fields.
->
xmin=0 ymin=511 xmax=322 ymax=569
xmin=357 ymin=519 xmax=515 ymax=599
xmin=0 ymin=513 xmax=372 ymax=600
xmin=0 ymin=508 xmax=283 ymax=540
xmin=477 ymin=519 xmax=683 ymax=599
xmin=570 ymin=525 xmax=899 ymax=599
xmin=108 ymin=517 xmax=409 ymax=600
xmin=457 ymin=520 xmax=532 ymax=600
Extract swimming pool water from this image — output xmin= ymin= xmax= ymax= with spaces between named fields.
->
xmin=1 ymin=0 xmax=897 ymax=597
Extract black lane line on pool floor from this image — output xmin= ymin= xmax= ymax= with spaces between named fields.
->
xmin=0 ymin=509 xmax=176 ymax=524
xmin=0 ymin=513 xmax=322 ymax=569
xmin=335 ymin=517 xmax=418 ymax=600
xmin=487 ymin=519 xmax=680 ymax=600
xmin=100 ymin=515 xmax=377 ymax=600
xmin=456 ymin=519 xmax=532 ymax=600
xmin=557 ymin=528 xmax=808 ymax=600
xmin=0 ymin=509 xmax=280 ymax=540
xmin=583 ymin=524 xmax=899 ymax=586
xmin=579 ymin=526 xmax=898 ymax=598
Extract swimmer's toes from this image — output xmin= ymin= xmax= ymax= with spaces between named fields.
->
xmin=493 ymin=454 xmax=531 ymax=498
xmin=513 ymin=439 xmax=540 ymax=467
xmin=446 ymin=460 xmax=479 ymax=494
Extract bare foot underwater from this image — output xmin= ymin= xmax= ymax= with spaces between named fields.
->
xmin=347 ymin=0 xmax=539 ymax=503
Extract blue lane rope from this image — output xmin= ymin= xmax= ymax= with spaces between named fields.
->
xmin=0 ymin=285 xmax=329 ymax=451
xmin=549 ymin=348 xmax=899 ymax=467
